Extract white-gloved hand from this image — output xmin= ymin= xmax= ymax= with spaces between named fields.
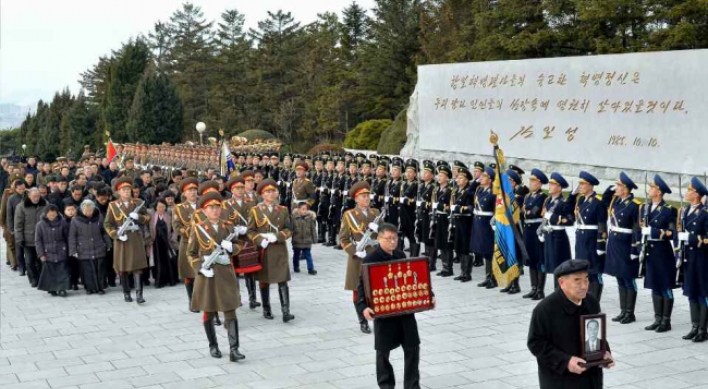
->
xmin=368 ymin=223 xmax=379 ymax=233
xmin=260 ymin=239 xmax=269 ymax=249
xmin=221 ymin=240 xmax=233 ymax=253
xmin=491 ymin=224 xmax=496 ymax=232
xmin=384 ymin=196 xmax=390 ymax=202
xmin=355 ymin=251 xmax=366 ymax=259
xmin=538 ymin=235 xmax=545 ymax=243
xmin=129 ymin=212 xmax=140 ymax=220
xmin=343 ymin=190 xmax=349 ymax=196
xmin=678 ymin=232 xmax=690 ymax=242
xmin=236 ymin=226 xmax=248 ymax=235
xmin=118 ymin=235 xmax=128 ymax=242
xmin=267 ymin=233 xmax=277 ymax=243
xmin=451 ymin=205 xmax=458 ymax=212
xmin=277 ymin=181 xmax=282 ymax=186
xmin=370 ymin=193 xmax=376 ymax=200
xmin=416 ymin=201 xmax=423 ymax=207
xmin=432 ymin=202 xmax=438 ymax=209
xmin=630 ymin=254 xmax=639 ymax=260
xmin=596 ymin=250 xmax=605 ymax=256
xmin=399 ymin=197 xmax=406 ymax=204
xmin=641 ymin=227 xmax=651 ymax=236
xmin=572 ymin=185 xmax=580 ymax=195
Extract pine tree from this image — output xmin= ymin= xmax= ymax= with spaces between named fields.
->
xmin=341 ymin=2 xmax=369 ymax=64
xmin=61 ymin=92 xmax=97 ymax=155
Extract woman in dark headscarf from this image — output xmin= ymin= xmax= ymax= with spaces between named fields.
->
xmin=69 ymin=199 xmax=111 ymax=295
xmin=35 ymin=205 xmax=71 ymax=296
xmin=147 ymin=197 xmax=179 ymax=288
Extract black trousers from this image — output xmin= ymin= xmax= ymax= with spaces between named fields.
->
xmin=25 ymin=246 xmax=41 ymax=285
xmin=376 ymin=347 xmax=420 ymax=389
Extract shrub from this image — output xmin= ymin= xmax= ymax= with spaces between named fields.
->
xmin=377 ymin=109 xmax=407 ymax=155
xmin=237 ymin=129 xmax=275 ymax=142
xmin=343 ymin=119 xmax=392 ymax=150
xmin=307 ymin=143 xmax=345 ymax=156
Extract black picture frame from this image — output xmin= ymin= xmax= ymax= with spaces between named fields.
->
xmin=579 ymin=313 xmax=611 ymax=368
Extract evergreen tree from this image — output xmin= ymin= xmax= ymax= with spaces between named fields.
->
xmin=341 ymin=2 xmax=369 ymax=63
xmin=60 ymin=91 xmax=97 ymax=155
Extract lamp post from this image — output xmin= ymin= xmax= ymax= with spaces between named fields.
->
xmin=196 ymin=122 xmax=206 ymax=145
xmin=22 ymin=144 xmax=27 ymax=156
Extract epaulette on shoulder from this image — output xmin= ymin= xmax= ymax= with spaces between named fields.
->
xmin=633 ymin=198 xmax=642 ymax=205
xmin=595 ymin=194 xmax=602 ymax=201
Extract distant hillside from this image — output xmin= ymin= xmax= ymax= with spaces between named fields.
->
xmin=0 ymin=104 xmax=33 ymax=129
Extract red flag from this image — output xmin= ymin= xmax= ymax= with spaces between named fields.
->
xmin=107 ymin=139 xmax=117 ymax=163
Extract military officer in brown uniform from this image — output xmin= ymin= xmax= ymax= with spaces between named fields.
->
xmin=242 ymin=170 xmax=259 ymax=204
xmin=247 ymin=179 xmax=295 ymax=322
xmin=187 ymin=191 xmax=246 ymax=362
xmin=339 ymin=181 xmax=381 ymax=334
xmin=119 ymin=156 xmax=141 ymax=180
xmin=223 ymin=176 xmax=261 ymax=309
xmin=173 ymin=177 xmax=200 ymax=312
xmin=0 ymin=173 xmax=21 ymax=271
xmin=291 ymin=161 xmax=317 ymax=210
xmin=104 ymin=177 xmax=150 ymax=304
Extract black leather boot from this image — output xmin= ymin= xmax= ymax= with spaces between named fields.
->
xmin=532 ymin=273 xmax=546 ymax=300
xmin=324 ymin=224 xmax=335 ymax=246
xmin=693 ymin=304 xmax=708 ymax=343
xmin=204 ymin=313 xmax=221 ymax=358
xmin=122 ymin=274 xmax=132 ymax=302
xmin=645 ymin=295 xmax=663 ymax=331
xmin=260 ymin=286 xmax=274 ymax=320
xmin=213 ymin=313 xmax=221 ymax=326
xmin=245 ymin=275 xmax=261 ymax=309
xmin=508 ymin=279 xmax=521 ymax=294
xmin=477 ymin=259 xmax=491 ymax=287
xmin=227 ymin=319 xmax=246 ymax=361
xmin=279 ymin=283 xmax=295 ymax=323
xmin=485 ymin=260 xmax=497 ymax=289
xmin=620 ymin=289 xmax=637 ymax=324
xmin=437 ymin=250 xmax=453 ymax=277
xmin=683 ymin=303 xmax=700 ymax=340
xmin=453 ymin=254 xmax=466 ymax=281
xmin=523 ymin=269 xmax=537 ymax=298
xmin=185 ymin=281 xmax=199 ymax=312
xmin=411 ymin=243 xmax=420 ymax=257
xmin=460 ymin=255 xmax=472 ymax=282
xmin=134 ymin=274 xmax=146 ymax=304
xmin=612 ymin=287 xmax=627 ymax=322
xmin=357 ymin=305 xmax=371 ymax=334
xmin=317 ymin=220 xmax=326 ymax=243
xmin=596 ymin=280 xmax=604 ymax=302
xmin=656 ymin=298 xmax=673 ymax=333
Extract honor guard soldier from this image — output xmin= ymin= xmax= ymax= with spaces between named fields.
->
xmin=678 ymin=178 xmax=708 ymax=342
xmin=640 ymin=174 xmax=677 ymax=333
xmin=450 ymin=165 xmax=475 ymax=282
xmin=119 ymin=155 xmax=141 ymax=180
xmin=291 ymin=161 xmax=317 ymax=211
xmin=604 ymin=172 xmax=641 ymax=324
xmin=187 ymin=192 xmax=246 ymax=362
xmin=321 ymin=158 xmax=336 ymax=243
xmin=470 ymin=161 xmax=485 ymax=266
xmin=523 ymin=169 xmax=549 ymax=300
xmin=174 ymin=178 xmax=200 ymax=312
xmin=268 ymin=153 xmax=281 ymax=180
xmin=242 ymin=170 xmax=258 ymax=204
xmin=223 ymin=176 xmax=261 ymax=310
xmin=501 ymin=169 xmax=525 ymax=294
xmin=417 ymin=161 xmax=436 ymax=261
xmin=540 ymin=173 xmax=574 ymax=290
xmin=247 ymin=179 xmax=295 ymax=322
xmin=339 ymin=181 xmax=381 ymax=334
xmin=386 ymin=158 xmax=403 ymax=237
xmin=371 ymin=160 xmax=389 ymax=211
xmin=572 ymin=171 xmax=608 ymax=302
xmin=104 ymin=177 xmax=150 ymax=304
xmin=343 ymin=161 xmax=360 ymax=212
xmin=328 ymin=158 xmax=347 ymax=248
xmin=399 ymin=159 xmax=419 ymax=256
xmin=433 ymin=164 xmax=454 ymax=276
xmin=472 ymin=167 xmax=497 ymax=288
xmin=312 ymin=157 xmax=328 ymax=243
xmin=360 ymin=160 xmax=374 ymax=185
xmin=510 ymin=165 xmax=530 ymax=197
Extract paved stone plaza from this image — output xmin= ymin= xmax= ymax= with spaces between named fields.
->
xmin=2 ymin=241 xmax=708 ymax=389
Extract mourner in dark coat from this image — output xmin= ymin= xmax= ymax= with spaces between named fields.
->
xmin=528 ymin=259 xmax=615 ymax=389
xmin=357 ymin=223 xmax=435 ymax=389
xmin=35 ymin=205 xmax=70 ymax=295
xmin=69 ymin=200 xmax=110 ymax=294
xmin=14 ymin=188 xmax=47 ymax=287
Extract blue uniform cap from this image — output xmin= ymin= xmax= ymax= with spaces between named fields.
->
xmin=530 ymin=169 xmax=549 ymax=185
xmin=578 ymin=171 xmax=599 ymax=186
xmin=483 ymin=166 xmax=496 ymax=181
xmin=690 ymin=177 xmax=708 ymax=197
xmin=549 ymin=172 xmax=569 ymax=189
xmin=506 ymin=169 xmax=522 ymax=185
xmin=651 ymin=174 xmax=672 ymax=195
xmin=618 ymin=172 xmax=638 ymax=191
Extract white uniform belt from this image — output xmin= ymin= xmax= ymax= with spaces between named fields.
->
xmin=524 ymin=218 xmax=543 ymax=224
xmin=474 ymin=210 xmax=494 ymax=217
xmin=548 ymin=226 xmax=567 ymax=231
xmin=646 ymin=238 xmax=664 ymax=242
xmin=610 ymin=225 xmax=633 ymax=234
xmin=575 ymin=225 xmax=598 ymax=230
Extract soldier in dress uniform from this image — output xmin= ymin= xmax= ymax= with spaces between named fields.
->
xmin=509 ymin=165 xmax=530 ymax=198
xmin=417 ymin=161 xmax=436 ymax=263
xmin=339 ymin=181 xmax=380 ymax=334
xmin=173 ymin=178 xmax=200 ymax=312
xmin=223 ymin=176 xmax=260 ymax=310
xmin=247 ymin=179 xmax=295 ymax=322
xmin=291 ymin=161 xmax=317 ymax=213
xmin=371 ymin=161 xmax=389 ymax=211
xmin=640 ymin=174 xmax=677 ymax=333
xmin=187 ymin=191 xmax=246 ymax=362
xmin=104 ymin=177 xmax=150 ymax=304
xmin=539 ymin=173 xmax=574 ymax=293
xmin=360 ymin=160 xmax=374 ymax=185
xmin=329 ymin=158 xmax=347 ymax=249
xmin=242 ymin=170 xmax=259 ymax=204
xmin=604 ymin=172 xmax=641 ymax=325
xmin=472 ymin=167 xmax=497 ymax=288
xmin=119 ymin=156 xmax=141 ymax=180
xmin=501 ymin=169 xmax=525 ymax=295
xmin=571 ymin=171 xmax=608 ymax=302
xmin=469 ymin=161 xmax=485 ymax=267
xmin=434 ymin=165 xmax=454 ymax=277
xmin=386 ymin=159 xmax=403 ymax=240
xmin=343 ymin=161 xmax=360 ymax=212
xmin=312 ymin=157 xmax=327 ymax=243
xmin=678 ymin=177 xmax=708 ymax=342
xmin=321 ymin=158 xmax=336 ymax=244
xmin=268 ymin=153 xmax=281 ymax=181
xmin=522 ymin=169 xmax=549 ymax=300
xmin=399 ymin=160 xmax=419 ymax=256
xmin=450 ymin=165 xmax=475 ymax=282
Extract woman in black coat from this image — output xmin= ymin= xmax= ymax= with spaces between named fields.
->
xmin=69 ymin=199 xmax=111 ymax=295
xmin=35 ymin=205 xmax=71 ymax=296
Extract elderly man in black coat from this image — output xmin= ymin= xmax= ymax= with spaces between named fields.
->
xmin=527 ymin=259 xmax=615 ymax=389
xmin=356 ymin=222 xmax=435 ymax=389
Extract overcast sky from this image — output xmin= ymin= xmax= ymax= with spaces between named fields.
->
xmin=0 ymin=0 xmax=376 ymax=106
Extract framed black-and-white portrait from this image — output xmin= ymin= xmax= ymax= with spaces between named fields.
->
xmin=579 ymin=314 xmax=610 ymax=367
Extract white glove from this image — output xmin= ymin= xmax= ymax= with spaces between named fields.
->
xmin=221 ymin=240 xmax=233 ymax=253
xmin=384 ymin=196 xmax=390 ymax=202
xmin=343 ymin=190 xmax=348 ymax=196
xmin=571 ymin=185 xmax=580 ymax=195
xmin=641 ymin=227 xmax=651 ymax=236
xmin=267 ymin=233 xmax=277 ymax=243
xmin=355 ymin=251 xmax=366 ymax=259
xmin=416 ymin=201 xmax=423 ymax=207
xmin=630 ymin=254 xmax=639 ymax=260
xmin=399 ymin=197 xmax=406 ymax=204
xmin=370 ymin=193 xmax=376 ymax=200
xmin=596 ymin=250 xmax=605 ymax=255
xmin=129 ymin=212 xmax=140 ymax=220
xmin=491 ymin=224 xmax=496 ymax=232
xmin=260 ymin=239 xmax=269 ymax=249
xmin=678 ymin=232 xmax=689 ymax=242
xmin=277 ymin=181 xmax=282 ymax=185
xmin=432 ymin=202 xmax=438 ymax=209
xmin=451 ymin=205 xmax=458 ymax=212
xmin=320 ymin=187 xmax=326 ymax=192
xmin=538 ymin=235 xmax=545 ymax=243
xmin=368 ymin=223 xmax=379 ymax=233
xmin=118 ymin=234 xmax=128 ymax=242
xmin=236 ymin=226 xmax=248 ymax=235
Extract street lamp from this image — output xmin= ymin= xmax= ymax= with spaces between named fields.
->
xmin=196 ymin=122 xmax=206 ymax=145
xmin=22 ymin=144 xmax=27 ymax=156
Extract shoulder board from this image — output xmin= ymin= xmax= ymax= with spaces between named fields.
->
xmin=664 ymin=203 xmax=674 ymax=208
xmin=633 ymin=199 xmax=641 ymax=205
xmin=305 ymin=178 xmax=311 ymax=182
xmin=595 ymin=194 xmax=602 ymax=201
